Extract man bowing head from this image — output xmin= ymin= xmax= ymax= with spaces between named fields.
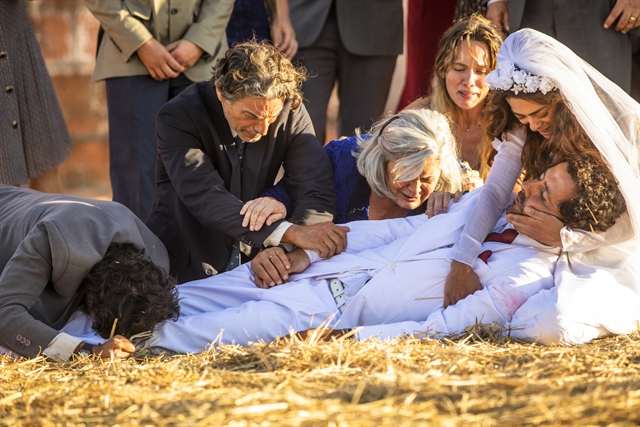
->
xmin=148 ymin=40 xmax=346 ymax=283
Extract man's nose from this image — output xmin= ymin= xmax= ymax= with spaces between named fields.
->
xmin=254 ymin=118 xmax=270 ymax=136
xmin=521 ymin=180 xmax=540 ymax=198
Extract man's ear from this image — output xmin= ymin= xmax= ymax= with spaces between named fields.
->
xmin=215 ymin=88 xmax=226 ymax=104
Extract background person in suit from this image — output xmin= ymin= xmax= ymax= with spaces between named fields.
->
xmin=0 ymin=0 xmax=72 ymax=193
xmin=485 ymin=0 xmax=640 ymax=96
xmin=289 ymin=0 xmax=403 ymax=144
xmin=147 ymin=40 xmax=345 ymax=284
xmin=85 ymin=0 xmax=235 ymax=221
xmin=0 ymin=186 xmax=178 ymax=361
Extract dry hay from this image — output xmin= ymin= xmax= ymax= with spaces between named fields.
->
xmin=1 ymin=325 xmax=639 ymax=426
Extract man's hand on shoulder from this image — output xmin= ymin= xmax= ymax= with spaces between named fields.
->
xmin=137 ymin=38 xmax=185 ymax=81
xmin=251 ymin=247 xmax=310 ymax=288
xmin=281 ymin=222 xmax=349 ymax=258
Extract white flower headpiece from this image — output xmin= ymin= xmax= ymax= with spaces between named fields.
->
xmin=486 ymin=63 xmax=558 ymax=95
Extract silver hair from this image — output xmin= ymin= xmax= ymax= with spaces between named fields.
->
xmin=355 ymin=109 xmax=463 ymax=200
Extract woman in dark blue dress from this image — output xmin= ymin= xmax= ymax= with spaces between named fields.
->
xmin=248 ymin=109 xmax=466 ymax=225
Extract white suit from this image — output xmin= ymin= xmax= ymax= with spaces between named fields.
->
xmin=49 ymin=188 xmax=639 ymax=354
xmin=146 ymin=190 xmax=561 ymax=353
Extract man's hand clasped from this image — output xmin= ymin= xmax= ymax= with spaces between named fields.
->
xmin=251 ymin=247 xmax=310 ymax=288
xmin=137 ymin=38 xmax=203 ymax=81
xmin=282 ymin=222 xmax=349 ymax=259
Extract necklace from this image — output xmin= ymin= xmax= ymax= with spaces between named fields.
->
xmin=454 ymin=121 xmax=482 ymax=133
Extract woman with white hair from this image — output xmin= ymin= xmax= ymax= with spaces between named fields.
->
xmin=245 ymin=108 xmax=465 ymax=227
xmin=440 ymin=28 xmax=640 ymax=345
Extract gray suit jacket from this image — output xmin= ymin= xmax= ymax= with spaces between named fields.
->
xmin=0 ymin=186 xmax=169 ymax=358
xmin=85 ymin=0 xmax=234 ymax=82
xmin=289 ymin=0 xmax=403 ymax=56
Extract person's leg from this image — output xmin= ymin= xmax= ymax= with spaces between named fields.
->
xmin=105 ymin=75 xmax=170 ymax=221
xmin=336 ymin=48 xmax=397 ymax=138
xmin=153 ymin=277 xmax=339 ymax=352
xmin=293 ymin=10 xmax=339 ymax=144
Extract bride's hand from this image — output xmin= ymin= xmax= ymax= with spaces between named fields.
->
xmin=506 ymin=206 xmax=564 ymax=247
xmin=426 ymin=191 xmax=463 ymax=218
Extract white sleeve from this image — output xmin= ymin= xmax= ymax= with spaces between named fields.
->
xmin=451 ymin=133 xmax=525 ymax=266
xmin=303 ymin=215 xmax=428 ymax=264
xmin=342 ymin=216 xmax=428 ymax=254
xmin=356 ymin=256 xmax=555 ymax=341
xmin=42 ymin=333 xmax=83 ymax=361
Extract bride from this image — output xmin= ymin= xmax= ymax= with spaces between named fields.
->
xmin=441 ymin=28 xmax=640 ymax=344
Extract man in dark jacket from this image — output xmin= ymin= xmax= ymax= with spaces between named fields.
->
xmin=148 ymin=40 xmax=346 ymax=283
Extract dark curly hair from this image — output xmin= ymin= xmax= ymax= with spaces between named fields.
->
xmin=559 ymin=154 xmax=627 ymax=232
xmin=212 ymin=39 xmax=306 ymax=109
xmin=83 ymin=243 xmax=180 ymax=339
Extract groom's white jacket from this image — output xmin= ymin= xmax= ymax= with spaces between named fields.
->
xmin=295 ymin=189 xmax=561 ymax=340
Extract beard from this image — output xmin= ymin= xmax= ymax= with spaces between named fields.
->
xmin=506 ymin=191 xmax=525 ymax=215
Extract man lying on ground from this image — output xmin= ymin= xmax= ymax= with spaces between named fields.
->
xmin=0 ymin=187 xmax=179 ymax=360
xmin=63 ymin=155 xmax=631 ymax=352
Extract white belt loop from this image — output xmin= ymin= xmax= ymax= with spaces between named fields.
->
xmin=329 ymin=278 xmax=346 ymax=313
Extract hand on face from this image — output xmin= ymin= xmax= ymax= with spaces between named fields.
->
xmin=505 ymin=162 xmax=576 ymax=246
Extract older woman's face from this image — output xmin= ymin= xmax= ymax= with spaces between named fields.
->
xmin=386 ymin=157 xmax=441 ymax=210
xmin=445 ymin=41 xmax=491 ymax=111
xmin=506 ymin=98 xmax=554 ymax=139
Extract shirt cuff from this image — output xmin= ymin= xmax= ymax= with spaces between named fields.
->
xmin=304 ymin=249 xmax=321 ymax=264
xmin=263 ymin=221 xmax=293 ymax=247
xmin=42 ymin=333 xmax=83 ymax=362
xmin=487 ymin=0 xmax=507 ymax=4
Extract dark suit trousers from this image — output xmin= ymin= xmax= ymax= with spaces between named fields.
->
xmin=518 ymin=0 xmax=633 ymax=93
xmin=105 ymin=74 xmax=193 ymax=221
xmin=294 ymin=9 xmax=397 ymax=144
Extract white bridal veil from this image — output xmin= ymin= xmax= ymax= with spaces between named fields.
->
xmin=496 ymin=28 xmax=640 ymax=244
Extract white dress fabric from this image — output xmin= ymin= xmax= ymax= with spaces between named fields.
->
xmin=452 ymin=29 xmax=640 ymax=345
